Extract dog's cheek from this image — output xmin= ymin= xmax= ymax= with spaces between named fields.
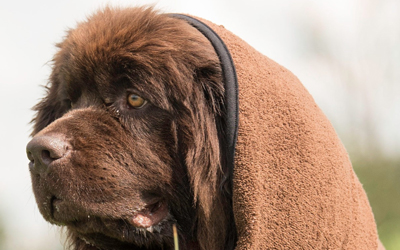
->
xmin=63 ymin=151 xmax=138 ymax=201
xmin=122 ymin=110 xmax=179 ymax=175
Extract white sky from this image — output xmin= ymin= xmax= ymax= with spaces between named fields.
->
xmin=0 ymin=0 xmax=398 ymax=249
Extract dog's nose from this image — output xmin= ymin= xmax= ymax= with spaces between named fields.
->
xmin=26 ymin=135 xmax=69 ymax=174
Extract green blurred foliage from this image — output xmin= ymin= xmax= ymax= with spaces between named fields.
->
xmin=353 ymin=157 xmax=400 ymax=250
xmin=0 ymin=215 xmax=4 ymax=250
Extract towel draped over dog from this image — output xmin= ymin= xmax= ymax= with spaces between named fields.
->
xmin=177 ymin=15 xmax=382 ymax=249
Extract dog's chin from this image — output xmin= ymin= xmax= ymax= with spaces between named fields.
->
xmin=43 ymin=196 xmax=175 ymax=249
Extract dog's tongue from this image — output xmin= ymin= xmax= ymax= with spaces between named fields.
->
xmin=130 ymin=201 xmax=168 ymax=228
xmin=131 ymin=213 xmax=154 ymax=228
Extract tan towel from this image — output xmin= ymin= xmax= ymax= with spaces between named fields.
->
xmin=192 ymin=17 xmax=382 ymax=249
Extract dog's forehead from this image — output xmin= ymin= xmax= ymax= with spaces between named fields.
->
xmin=60 ymin=31 xmax=163 ymax=97
xmin=63 ymin=11 xmax=169 ymax=69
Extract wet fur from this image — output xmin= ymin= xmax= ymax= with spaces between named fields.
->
xmin=30 ymin=7 xmax=235 ymax=250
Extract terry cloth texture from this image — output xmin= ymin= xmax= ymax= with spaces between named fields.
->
xmin=182 ymin=16 xmax=383 ymax=249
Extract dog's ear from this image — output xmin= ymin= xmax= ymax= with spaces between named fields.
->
xmin=174 ymin=65 xmax=230 ymax=249
xmin=31 ymin=48 xmax=71 ymax=136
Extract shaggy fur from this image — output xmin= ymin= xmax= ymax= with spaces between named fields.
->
xmin=28 ymin=7 xmax=236 ymax=250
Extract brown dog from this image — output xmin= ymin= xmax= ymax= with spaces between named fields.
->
xmin=27 ymin=7 xmax=235 ymax=250
xmin=27 ymin=5 xmax=383 ymax=250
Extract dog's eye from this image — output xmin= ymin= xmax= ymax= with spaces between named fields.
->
xmin=127 ymin=94 xmax=147 ymax=108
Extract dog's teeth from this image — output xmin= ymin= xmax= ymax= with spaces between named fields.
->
xmin=146 ymin=226 xmax=154 ymax=233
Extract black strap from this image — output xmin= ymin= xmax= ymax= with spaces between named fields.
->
xmin=170 ymin=14 xmax=239 ymax=178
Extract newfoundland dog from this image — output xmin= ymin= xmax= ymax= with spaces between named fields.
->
xmin=26 ymin=6 xmax=235 ymax=250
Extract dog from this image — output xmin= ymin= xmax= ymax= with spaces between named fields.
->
xmin=27 ymin=5 xmax=383 ymax=250
xmin=27 ymin=6 xmax=235 ymax=250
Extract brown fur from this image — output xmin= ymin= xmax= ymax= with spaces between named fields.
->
xmin=29 ymin=7 xmax=236 ymax=250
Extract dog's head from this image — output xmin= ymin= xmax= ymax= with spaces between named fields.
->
xmin=27 ymin=7 xmax=234 ymax=250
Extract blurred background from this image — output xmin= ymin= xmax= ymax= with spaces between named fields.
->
xmin=0 ymin=0 xmax=399 ymax=249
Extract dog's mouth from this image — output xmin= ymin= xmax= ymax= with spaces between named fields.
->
xmin=47 ymin=195 xmax=174 ymax=247
xmin=49 ymin=195 xmax=169 ymax=230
